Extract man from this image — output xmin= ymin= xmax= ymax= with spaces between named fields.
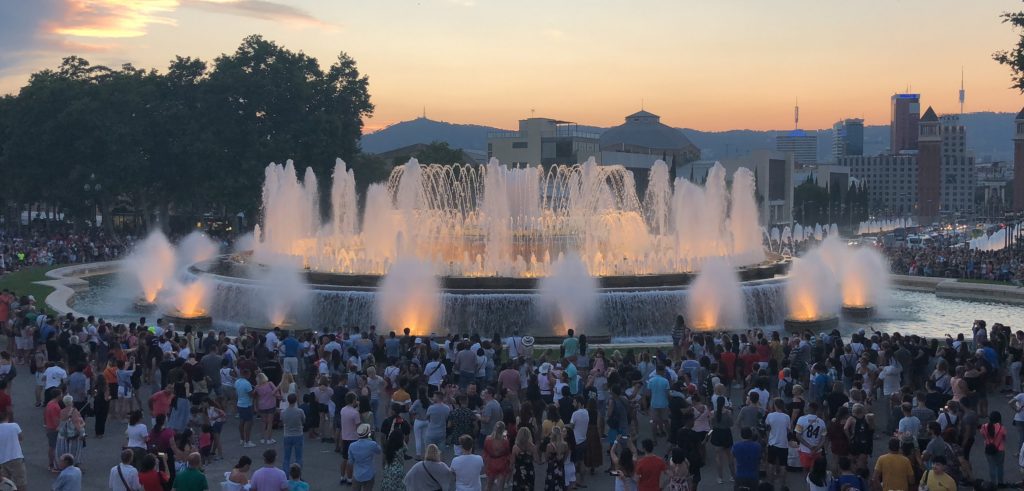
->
xmin=497 ymin=362 xmax=520 ymax=407
xmin=67 ymin=365 xmax=88 ymax=412
xmin=503 ymin=330 xmax=524 ymax=361
xmin=478 ymin=388 xmax=502 ymax=448
xmin=921 ymin=421 xmax=953 ymax=466
xmin=108 ymin=449 xmax=141 ymax=491
xmin=795 ymin=401 xmax=828 ymax=471
xmin=0 ymin=380 xmax=11 ymax=419
xmin=339 ymin=392 xmax=361 ymax=485
xmin=423 ymin=353 xmax=447 ymax=396
xmin=234 ymin=369 xmax=255 ymax=448
xmin=384 ymin=332 xmax=401 ymax=364
xmin=348 ymin=423 xmax=381 ymax=491
xmin=764 ymin=398 xmax=792 ymax=486
xmin=0 ymin=411 xmax=26 ymax=490
xmin=148 ymin=385 xmax=174 ymax=426
xmin=44 ymin=388 xmax=63 ymax=472
xmin=43 ymin=361 xmax=67 ymax=391
xmin=561 ymin=329 xmax=579 ymax=362
xmin=280 ymin=394 xmax=305 ymax=471
xmin=873 ymin=437 xmax=915 ymax=491
xmin=172 ymin=453 xmax=208 ymax=491
xmin=250 ymin=449 xmax=288 ymax=491
xmin=635 ymin=439 xmax=667 ymax=491
xmin=920 ymin=456 xmax=957 ymax=491
xmin=451 ymin=434 xmax=484 ymax=491
xmin=647 ymin=364 xmax=670 ymax=440
xmin=280 ymin=332 xmax=300 ymax=377
xmin=52 ymin=454 xmax=82 ymax=491
xmin=199 ymin=349 xmax=223 ymax=406
xmin=732 ymin=427 xmax=762 ymax=491
xmin=426 ymin=391 xmax=453 ymax=451
xmin=569 ymin=396 xmax=590 ymax=486
xmin=455 ymin=343 xmax=478 ymax=391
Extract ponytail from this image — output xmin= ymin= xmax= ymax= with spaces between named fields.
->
xmin=715 ymin=395 xmax=725 ymax=424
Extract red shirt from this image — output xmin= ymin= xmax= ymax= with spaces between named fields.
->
xmin=719 ymin=351 xmax=737 ymax=379
xmin=635 ymin=454 xmax=668 ymax=491
xmin=44 ymin=400 xmax=61 ymax=430
xmin=149 ymin=391 xmax=173 ymax=416
xmin=138 ymin=469 xmax=169 ymax=491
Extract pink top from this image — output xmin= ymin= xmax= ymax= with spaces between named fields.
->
xmin=255 ymin=383 xmax=278 ymax=411
xmin=340 ymin=405 xmax=361 ymax=441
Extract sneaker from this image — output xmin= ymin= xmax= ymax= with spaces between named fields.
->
xmin=718 ymin=478 xmax=725 ymax=484
xmin=259 ymin=439 xmax=266 ymax=444
xmin=266 ymin=438 xmax=276 ymax=444
xmin=240 ymin=439 xmax=245 ymax=446
xmin=244 ymin=441 xmax=257 ymax=448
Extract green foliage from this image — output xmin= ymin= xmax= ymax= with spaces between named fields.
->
xmin=0 ymin=35 xmax=374 ymax=230
xmin=995 ymin=8 xmax=1024 ymax=92
xmin=389 ymin=141 xmax=465 ymax=166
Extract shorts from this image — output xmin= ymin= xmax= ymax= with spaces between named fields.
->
xmin=237 ymin=406 xmax=254 ymax=422
xmin=799 ymin=450 xmax=821 ymax=469
xmin=200 ymin=446 xmax=212 ymax=458
xmin=118 ymin=386 xmax=134 ymax=399
xmin=212 ymin=421 xmax=224 ymax=434
xmin=767 ymin=446 xmax=788 ymax=466
xmin=35 ymin=373 xmax=45 ymax=387
xmin=572 ymin=441 xmax=586 ymax=461
xmin=283 ymin=357 xmax=299 ymax=375
xmin=341 ymin=439 xmax=355 ymax=459
xmin=607 ymin=428 xmax=628 ymax=445
xmin=47 ymin=430 xmax=58 ymax=448
xmin=259 ymin=408 xmax=276 ymax=416
xmin=651 ymin=407 xmax=668 ymax=423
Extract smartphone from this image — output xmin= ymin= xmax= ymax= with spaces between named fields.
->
xmin=609 ymin=470 xmax=622 ymax=476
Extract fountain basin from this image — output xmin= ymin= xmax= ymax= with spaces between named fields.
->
xmin=783 ymin=316 xmax=839 ymax=332
xmin=133 ymin=298 xmax=157 ymax=313
xmin=841 ymin=305 xmax=876 ymax=319
xmin=162 ymin=310 xmax=213 ymax=330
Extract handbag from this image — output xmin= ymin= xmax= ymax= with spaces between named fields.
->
xmin=918 ymin=469 xmax=930 ymax=491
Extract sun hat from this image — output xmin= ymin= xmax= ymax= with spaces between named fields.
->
xmin=357 ymin=423 xmax=372 ymax=438
xmin=522 ymin=336 xmax=535 ymax=347
xmin=538 ymin=362 xmax=552 ymax=375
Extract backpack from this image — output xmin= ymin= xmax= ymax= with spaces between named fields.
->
xmin=842 ymin=354 xmax=857 ymax=379
xmin=781 ymin=378 xmax=794 ymax=398
xmin=703 ymin=373 xmax=716 ymax=397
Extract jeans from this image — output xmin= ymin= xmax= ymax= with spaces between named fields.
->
xmin=282 ymin=435 xmax=303 ymax=470
xmin=986 ymin=450 xmax=1004 ymax=484
xmin=459 ymin=371 xmax=474 ymax=390
xmin=413 ymin=419 xmax=429 ymax=458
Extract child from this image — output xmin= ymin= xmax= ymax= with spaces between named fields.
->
xmin=199 ymin=424 xmax=213 ymax=465
xmin=287 ymin=463 xmax=309 ymax=491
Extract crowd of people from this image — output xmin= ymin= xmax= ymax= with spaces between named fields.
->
xmin=0 ymin=229 xmax=128 ymax=272
xmin=884 ymin=242 xmax=1024 ymax=283
xmin=3 ymin=290 xmax=1024 ymax=490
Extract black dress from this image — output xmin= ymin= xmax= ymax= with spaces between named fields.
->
xmin=544 ymin=449 xmax=566 ymax=491
xmin=514 ymin=450 xmax=535 ymax=491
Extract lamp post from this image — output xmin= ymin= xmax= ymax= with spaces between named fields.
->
xmin=83 ymin=173 xmax=102 ymax=228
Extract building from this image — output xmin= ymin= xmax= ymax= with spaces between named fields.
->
xmin=842 ymin=108 xmax=975 ymax=219
xmin=831 ymin=118 xmax=864 ymax=161
xmin=776 ymin=129 xmax=818 ymax=164
xmin=1014 ymin=108 xmax=1024 ymax=211
xmin=486 ymin=118 xmax=600 ymax=166
xmin=890 ymin=93 xmax=920 ymax=153
xmin=598 ymin=110 xmax=701 ymax=186
xmin=978 ymin=161 xmax=1013 ymax=217
xmin=794 ymin=163 xmax=852 ymax=198
xmin=677 ymin=150 xmax=794 ymax=226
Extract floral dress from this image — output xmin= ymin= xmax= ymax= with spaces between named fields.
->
xmin=544 ymin=448 xmax=566 ymax=491
xmin=513 ymin=449 xmax=535 ymax=491
xmin=380 ymin=446 xmax=406 ymax=491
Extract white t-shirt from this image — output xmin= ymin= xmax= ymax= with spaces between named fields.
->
xmin=126 ymin=423 xmax=149 ymax=448
xmin=451 ymin=454 xmax=484 ymax=491
xmin=265 ymin=332 xmax=279 ymax=351
xmin=43 ymin=366 xmax=67 ymax=389
xmin=570 ymin=408 xmax=589 ymax=444
xmin=425 ymin=361 xmax=447 ymax=387
xmin=0 ymin=423 xmax=22 ymax=463
xmin=749 ymin=388 xmax=770 ymax=408
xmin=505 ymin=336 xmax=522 ymax=360
xmin=765 ymin=411 xmax=792 ymax=449
xmin=880 ymin=364 xmax=902 ymax=395
xmin=795 ymin=414 xmax=826 ymax=453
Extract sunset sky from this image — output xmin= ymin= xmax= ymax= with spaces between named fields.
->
xmin=2 ymin=0 xmax=1024 ymax=133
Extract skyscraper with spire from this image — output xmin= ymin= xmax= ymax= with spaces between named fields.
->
xmin=776 ymin=99 xmax=817 ymax=164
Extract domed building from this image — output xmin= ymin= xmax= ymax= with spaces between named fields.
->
xmin=599 ymin=110 xmax=701 ymax=186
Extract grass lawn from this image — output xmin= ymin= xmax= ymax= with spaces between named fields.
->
xmin=0 ymin=265 xmax=60 ymax=308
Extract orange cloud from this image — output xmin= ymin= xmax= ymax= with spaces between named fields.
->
xmin=49 ymin=0 xmax=179 ymax=38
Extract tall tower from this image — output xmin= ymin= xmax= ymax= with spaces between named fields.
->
xmin=794 ymin=98 xmax=800 ymax=130
xmin=959 ymin=67 xmax=965 ymax=115
xmin=1014 ymin=108 xmax=1024 ymax=211
xmin=917 ymin=106 xmax=941 ymax=220
xmin=890 ymin=93 xmax=920 ymax=154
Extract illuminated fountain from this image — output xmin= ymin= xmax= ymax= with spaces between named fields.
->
xmin=784 ymin=248 xmax=840 ymax=331
xmin=161 ymin=277 xmax=214 ymax=328
xmin=124 ymin=231 xmax=176 ymax=312
xmin=686 ymin=257 xmax=745 ymax=331
xmin=840 ymin=246 xmax=890 ymax=318
xmin=375 ymin=258 xmax=441 ymax=336
xmin=537 ymin=253 xmax=600 ymax=341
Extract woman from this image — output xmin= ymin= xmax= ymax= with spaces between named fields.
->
xmin=148 ymin=414 xmax=176 ymax=476
xmin=981 ymin=410 xmax=1006 ymax=486
xmin=710 ymin=395 xmax=735 ymax=484
xmin=665 ymin=447 xmax=691 ymax=491
xmin=124 ymin=410 xmax=148 ymax=469
xmin=843 ymin=403 xmax=873 ymax=473
xmin=806 ymin=456 xmax=832 ymax=491
xmin=92 ymin=370 xmax=110 ymax=438
xmin=403 ymin=444 xmax=454 ymax=491
xmin=583 ymin=399 xmax=603 ymax=475
xmin=227 ymin=455 xmax=252 ymax=488
xmin=410 ymin=387 xmax=431 ymax=460
xmin=512 ymin=427 xmax=537 ymax=491
xmin=172 ymin=429 xmax=194 ymax=473
xmin=380 ymin=428 xmax=407 ymax=491
xmin=827 ymin=406 xmax=851 ymax=475
xmin=366 ymin=366 xmax=385 ymax=427
xmin=609 ymin=436 xmax=637 ymax=491
xmin=484 ymin=421 xmax=512 ymax=491
xmin=203 ymin=398 xmax=227 ymax=461
xmin=55 ymin=395 xmax=85 ymax=464
xmin=278 ymin=372 xmax=297 ymax=399
xmin=541 ymin=404 xmax=564 ymax=457
xmin=167 ymin=389 xmax=191 ymax=434
xmin=544 ymin=426 xmax=568 ymax=491
xmin=137 ymin=453 xmax=170 ymax=491
xmin=254 ymin=372 xmax=280 ymax=444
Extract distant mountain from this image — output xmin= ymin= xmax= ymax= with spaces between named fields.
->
xmin=362 ymin=112 xmax=1018 ymax=163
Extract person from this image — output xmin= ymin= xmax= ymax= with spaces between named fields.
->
xmin=426 ymin=391 xmax=453 ymax=451
xmin=55 ymin=394 xmax=85 ymax=465
xmin=795 ymin=401 xmax=828 ymax=471
xmin=404 ymin=444 xmax=453 ymax=491
xmin=567 ymin=396 xmax=589 ymax=486
xmin=919 ymin=456 xmax=957 ymax=491
xmin=137 ymin=453 xmax=171 ymax=491
xmin=544 ymin=430 xmax=569 ymax=491
xmin=348 ymin=423 xmax=381 ymax=491
xmin=0 ymin=410 xmax=26 ymax=490
xmin=227 ymin=456 xmax=252 ymax=489
xmin=235 ymin=369 xmax=256 ymax=448
xmin=844 ymin=403 xmax=874 ymax=472
xmin=512 ymin=427 xmax=536 ymax=491
xmin=250 ymin=449 xmax=288 ymax=491
xmin=381 ymin=429 xmax=407 ymax=491
xmin=732 ymin=427 xmax=761 ymax=491
xmin=664 ymin=447 xmax=691 ymax=491
xmin=764 ymin=398 xmax=791 ymax=486
xmin=609 ymin=436 xmax=637 ymax=491
xmin=635 ymin=439 xmax=667 ymax=491
xmin=254 ymin=372 xmax=280 ymax=444
xmin=980 ymin=410 xmax=1007 ymax=486
xmin=52 ymin=453 xmax=82 ymax=491
xmin=482 ymin=421 xmax=512 ymax=491
xmin=872 ymin=438 xmax=915 ymax=491
xmin=410 ymin=387 xmax=431 ymax=459
xmin=109 ymin=449 xmax=142 ymax=491
xmin=709 ymin=394 xmax=735 ymax=484
xmin=286 ymin=464 xmax=308 ymax=491
xmin=832 ymin=456 xmax=867 ymax=491
xmin=172 ymin=452 xmax=208 ymax=491
xmin=339 ymin=392 xmax=361 ymax=484
xmin=806 ymin=456 xmax=831 ymax=491
xmin=280 ymin=393 xmax=304 ymax=471
xmin=453 ymin=434 xmax=486 ymax=491
xmin=647 ymin=365 xmax=670 ymax=440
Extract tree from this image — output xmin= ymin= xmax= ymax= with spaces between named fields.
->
xmin=390 ymin=141 xmax=465 ymax=166
xmin=995 ymin=5 xmax=1024 ymax=92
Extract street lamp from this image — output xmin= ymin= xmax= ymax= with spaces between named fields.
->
xmin=83 ymin=174 xmax=102 ymax=227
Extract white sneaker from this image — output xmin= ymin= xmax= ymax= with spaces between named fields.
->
xmin=266 ymin=439 xmax=277 ymax=444
xmin=244 ymin=441 xmax=256 ymax=448
xmin=239 ymin=439 xmax=245 ymax=446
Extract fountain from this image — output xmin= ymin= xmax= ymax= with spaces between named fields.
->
xmin=537 ymin=253 xmax=600 ymax=342
xmin=375 ymin=258 xmax=441 ymax=336
xmin=840 ymin=246 xmax=890 ymax=318
xmin=123 ymin=231 xmax=176 ymax=312
xmin=685 ymin=257 xmax=745 ymax=331
xmin=784 ymin=248 xmax=840 ymax=331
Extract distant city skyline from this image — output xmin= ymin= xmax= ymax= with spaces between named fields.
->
xmin=2 ymin=0 xmax=1024 ymax=132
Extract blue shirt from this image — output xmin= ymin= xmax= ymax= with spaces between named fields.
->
xmin=282 ymin=337 xmax=300 ymax=358
xmin=385 ymin=338 xmax=401 ymax=358
xmin=732 ymin=440 xmax=762 ymax=480
xmin=235 ymin=378 xmax=254 ymax=408
xmin=647 ymin=375 xmax=669 ymax=409
xmin=348 ymin=438 xmax=382 ymax=482
xmin=982 ymin=347 xmax=999 ymax=369
xmin=53 ymin=465 xmax=82 ymax=491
